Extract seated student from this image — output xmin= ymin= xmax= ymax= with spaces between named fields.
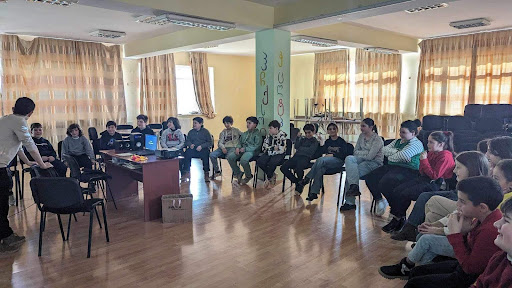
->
xmin=472 ymin=198 xmax=512 ymax=288
xmin=362 ymin=120 xmax=424 ymax=216
xmin=23 ymin=123 xmax=67 ymax=177
xmin=382 ymin=131 xmax=455 ymax=233
xmin=380 ymin=176 xmax=503 ymax=288
xmin=99 ymin=121 xmax=122 ymax=150
xmin=280 ymin=124 xmax=319 ymax=195
xmin=486 ymin=136 xmax=512 ymax=174
xmin=228 ymin=116 xmax=262 ymax=185
xmin=210 ymin=116 xmax=242 ymax=180
xmin=62 ymin=123 xmax=95 ymax=169
xmin=392 ymin=151 xmax=489 ymax=242
xmin=477 ymin=139 xmax=490 ymax=154
xmin=160 ymin=117 xmax=185 ymax=150
xmin=298 ymin=123 xmax=348 ymax=201
xmin=131 ymin=114 xmax=155 ymax=135
xmin=182 ymin=117 xmax=213 ymax=182
xmin=256 ymin=120 xmax=287 ymax=188
xmin=343 ymin=118 xmax=384 ymax=211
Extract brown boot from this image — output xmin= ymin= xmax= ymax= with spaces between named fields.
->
xmin=204 ymin=171 xmax=210 ymax=182
xmin=391 ymin=223 xmax=417 ymax=242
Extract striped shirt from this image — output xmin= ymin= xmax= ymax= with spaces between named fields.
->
xmin=383 ymin=137 xmax=424 ymax=170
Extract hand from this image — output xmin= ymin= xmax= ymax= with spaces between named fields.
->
xmin=418 ymin=223 xmax=444 ymax=235
xmin=190 ymin=144 xmax=195 ymax=149
xmin=27 ymin=161 xmax=37 ymax=166
xmin=48 ymin=156 xmax=55 ymax=162
xmin=41 ymin=156 xmax=49 ymax=162
xmin=447 ymin=212 xmax=473 ymax=235
xmin=420 ymin=151 xmax=428 ymax=160
xmin=222 ymin=148 xmax=227 ymax=154
xmin=461 ymin=216 xmax=477 ymax=235
xmin=40 ymin=162 xmax=53 ymax=170
xmin=235 ymin=148 xmax=240 ymax=155
xmin=196 ymin=146 xmax=202 ymax=152
xmin=240 ymin=148 xmax=245 ymax=153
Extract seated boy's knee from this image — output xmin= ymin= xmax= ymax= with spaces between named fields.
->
xmin=345 ymin=155 xmax=356 ymax=163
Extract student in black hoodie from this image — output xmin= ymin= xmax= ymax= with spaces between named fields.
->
xmin=299 ymin=123 xmax=349 ymax=201
xmin=24 ymin=123 xmax=67 ymax=177
xmin=100 ymin=121 xmax=123 ymax=150
xmin=281 ymin=124 xmax=319 ymax=194
xmin=182 ymin=117 xmax=213 ymax=182
xmin=131 ymin=114 xmax=155 ymax=135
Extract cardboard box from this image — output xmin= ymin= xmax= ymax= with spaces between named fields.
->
xmin=162 ymin=194 xmax=193 ymax=223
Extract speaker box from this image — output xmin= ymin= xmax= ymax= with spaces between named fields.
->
xmin=114 ymin=140 xmax=131 ymax=151
xmin=130 ymin=134 xmax=144 ymax=151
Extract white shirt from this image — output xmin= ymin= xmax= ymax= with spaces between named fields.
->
xmin=0 ymin=114 xmax=37 ymax=168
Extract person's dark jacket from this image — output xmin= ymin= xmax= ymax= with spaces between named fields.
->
xmin=185 ymin=127 xmax=213 ymax=150
xmin=23 ymin=137 xmax=57 ymax=161
xmin=131 ymin=127 xmax=155 ymax=135
xmin=99 ymin=130 xmax=123 ymax=150
xmin=322 ymin=137 xmax=349 ymax=160
xmin=294 ymin=136 xmax=319 ymax=159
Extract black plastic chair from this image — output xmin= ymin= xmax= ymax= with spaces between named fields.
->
xmin=58 ymin=141 xmax=63 ymax=160
xmin=253 ymin=139 xmax=292 ymax=188
xmin=63 ymin=155 xmax=117 ymax=209
xmin=30 ymin=177 xmax=109 ymax=258
xmin=148 ymin=123 xmax=162 ymax=130
xmin=88 ymin=127 xmax=103 ymax=170
xmin=116 ymin=124 xmax=133 ymax=130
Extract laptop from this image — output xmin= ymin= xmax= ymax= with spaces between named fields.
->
xmin=134 ymin=134 xmax=157 ymax=156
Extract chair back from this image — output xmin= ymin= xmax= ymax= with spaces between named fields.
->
xmin=62 ymin=155 xmax=82 ymax=180
xmin=160 ymin=121 xmax=167 ymax=136
xmin=116 ymin=124 xmax=133 ymax=130
xmin=88 ymin=127 xmax=99 ymax=140
xmin=285 ymin=139 xmax=292 ymax=156
xmin=8 ymin=156 xmax=18 ymax=171
xmin=290 ymin=128 xmax=300 ymax=144
xmin=30 ymin=177 xmax=84 ymax=210
xmin=346 ymin=143 xmax=354 ymax=156
xmin=148 ymin=123 xmax=162 ymax=130
xmin=30 ymin=166 xmax=59 ymax=178
xmin=58 ymin=141 xmax=63 ymax=159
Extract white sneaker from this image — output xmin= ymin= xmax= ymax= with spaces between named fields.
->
xmin=8 ymin=195 xmax=15 ymax=206
xmin=375 ymin=198 xmax=389 ymax=217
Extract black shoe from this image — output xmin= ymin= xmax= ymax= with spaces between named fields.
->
xmin=346 ymin=184 xmax=361 ymax=197
xmin=298 ymin=177 xmax=310 ymax=187
xmin=391 ymin=223 xmax=418 ymax=242
xmin=294 ymin=183 xmax=304 ymax=195
xmin=340 ymin=204 xmax=356 ymax=211
xmin=382 ymin=217 xmax=406 ymax=234
xmin=379 ymin=257 xmax=414 ymax=280
xmin=305 ymin=192 xmax=318 ymax=201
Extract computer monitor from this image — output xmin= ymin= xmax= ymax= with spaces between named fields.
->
xmin=145 ymin=134 xmax=157 ymax=151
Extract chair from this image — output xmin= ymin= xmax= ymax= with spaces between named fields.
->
xmin=160 ymin=121 xmax=167 ymax=136
xmin=116 ymin=124 xmax=133 ymax=130
xmin=30 ymin=177 xmax=109 ymax=258
xmin=148 ymin=123 xmax=162 ymax=130
xmin=63 ymin=155 xmax=117 ymax=209
xmin=88 ymin=127 xmax=103 ymax=169
xmin=58 ymin=141 xmax=63 ymax=160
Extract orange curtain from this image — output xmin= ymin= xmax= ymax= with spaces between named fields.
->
xmin=189 ymin=52 xmax=215 ymax=119
xmin=313 ymin=50 xmax=349 ymax=114
xmin=140 ymin=54 xmax=177 ymax=123
xmin=356 ymin=49 xmax=402 ymax=139
xmin=1 ymin=34 xmax=126 ymax=144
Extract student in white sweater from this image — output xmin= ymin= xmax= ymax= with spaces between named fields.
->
xmin=160 ymin=117 xmax=185 ymax=150
xmin=62 ymin=123 xmax=95 ymax=169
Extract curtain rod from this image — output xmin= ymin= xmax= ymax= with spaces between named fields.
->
xmin=424 ymin=27 xmax=512 ymax=40
xmin=1 ymin=33 xmax=118 ymax=46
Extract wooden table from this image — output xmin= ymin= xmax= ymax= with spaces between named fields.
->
xmin=101 ymin=150 xmax=180 ymax=222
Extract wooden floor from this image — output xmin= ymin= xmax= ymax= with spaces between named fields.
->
xmin=0 ymin=160 xmax=410 ymax=288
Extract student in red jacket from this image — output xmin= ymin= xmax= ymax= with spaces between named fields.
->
xmin=380 ymin=176 xmax=503 ymax=288
xmin=472 ymin=198 xmax=512 ymax=287
xmin=382 ymin=131 xmax=456 ymax=233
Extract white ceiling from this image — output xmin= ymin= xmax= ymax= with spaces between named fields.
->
xmin=0 ymin=0 xmax=187 ymax=44
xmin=350 ymin=0 xmax=512 ymax=39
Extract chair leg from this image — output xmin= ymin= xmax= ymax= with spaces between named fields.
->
xmin=253 ymin=165 xmax=258 ymax=188
xmin=15 ymin=171 xmax=21 ymax=207
xmin=337 ymin=173 xmax=344 ymax=208
xmin=38 ymin=211 xmax=45 ymax=256
xmin=67 ymin=214 xmax=72 ymax=240
xmin=94 ymin=207 xmax=102 ymax=228
xmin=73 ymin=213 xmax=78 ymax=222
xmin=42 ymin=211 xmax=47 ymax=232
xmin=281 ymin=177 xmax=286 ymax=193
xmin=21 ymin=171 xmax=25 ymax=200
xmin=101 ymin=202 xmax=109 ymax=242
xmin=87 ymin=210 xmax=94 ymax=258
xmin=106 ymin=181 xmax=117 ymax=210
xmin=57 ymin=214 xmax=66 ymax=241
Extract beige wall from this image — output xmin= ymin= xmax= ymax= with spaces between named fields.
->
xmin=290 ymin=54 xmax=315 ymax=118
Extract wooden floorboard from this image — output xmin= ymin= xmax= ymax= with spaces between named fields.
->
xmin=0 ymin=160 xmax=408 ymax=288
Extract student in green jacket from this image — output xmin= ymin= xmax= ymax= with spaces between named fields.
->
xmin=227 ymin=116 xmax=262 ymax=185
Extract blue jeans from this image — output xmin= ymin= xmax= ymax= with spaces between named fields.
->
xmin=408 ymin=234 xmax=455 ymax=265
xmin=305 ymin=156 xmax=344 ymax=195
xmin=344 ymin=156 xmax=381 ymax=205
xmin=407 ymin=190 xmax=458 ymax=227
xmin=209 ymin=148 xmax=235 ymax=173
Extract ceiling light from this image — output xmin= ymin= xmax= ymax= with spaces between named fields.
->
xmin=364 ymin=47 xmax=399 ymax=54
xmin=291 ymin=35 xmax=338 ymax=47
xmin=405 ymin=3 xmax=448 ymax=13
xmin=450 ymin=18 xmax=491 ymax=29
xmin=89 ymin=30 xmax=126 ymax=39
xmin=136 ymin=14 xmax=236 ymax=31
xmin=26 ymin=0 xmax=78 ymax=7
xmin=203 ymin=45 xmax=219 ymax=49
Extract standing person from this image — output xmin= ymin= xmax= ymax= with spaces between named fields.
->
xmin=362 ymin=120 xmax=424 ymax=216
xmin=299 ymin=123 xmax=349 ymax=201
xmin=131 ymin=114 xmax=155 ymax=135
xmin=382 ymin=131 xmax=455 ymax=233
xmin=24 ymin=123 xmax=67 ymax=177
xmin=182 ymin=117 xmax=213 ymax=182
xmin=280 ymin=124 xmax=319 ymax=195
xmin=342 ymin=118 xmax=384 ymax=211
xmin=227 ymin=117 xmax=262 ymax=185
xmin=0 ymin=97 xmax=52 ymax=256
xmin=62 ymin=123 xmax=95 ymax=169
xmin=210 ymin=116 xmax=241 ymax=180
xmin=160 ymin=117 xmax=185 ymax=150
xmin=257 ymin=120 xmax=287 ymax=188
xmin=99 ymin=121 xmax=123 ymax=150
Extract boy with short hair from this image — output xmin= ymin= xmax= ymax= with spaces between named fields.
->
xmin=24 ymin=123 xmax=67 ymax=177
xmin=227 ymin=116 xmax=262 ymax=185
xmin=131 ymin=114 xmax=155 ymax=135
xmin=280 ymin=124 xmax=319 ymax=194
xmin=256 ymin=120 xmax=287 ymax=188
xmin=210 ymin=116 xmax=242 ymax=180
xmin=380 ymin=176 xmax=503 ymax=288
xmin=100 ymin=121 xmax=123 ymax=150
xmin=182 ymin=117 xmax=213 ymax=182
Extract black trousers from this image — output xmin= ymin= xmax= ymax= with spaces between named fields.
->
xmin=405 ymin=260 xmax=477 ymax=288
xmin=362 ymin=165 xmax=419 ymax=201
xmin=280 ymin=155 xmax=310 ymax=184
xmin=183 ymin=148 xmax=210 ymax=172
xmin=256 ymin=153 xmax=286 ymax=179
xmin=71 ymin=154 xmax=92 ymax=169
xmin=50 ymin=159 xmax=68 ymax=177
xmin=387 ymin=176 xmax=440 ymax=217
xmin=0 ymin=168 xmax=14 ymax=240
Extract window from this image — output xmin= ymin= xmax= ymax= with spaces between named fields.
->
xmin=176 ymin=65 xmax=215 ymax=115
